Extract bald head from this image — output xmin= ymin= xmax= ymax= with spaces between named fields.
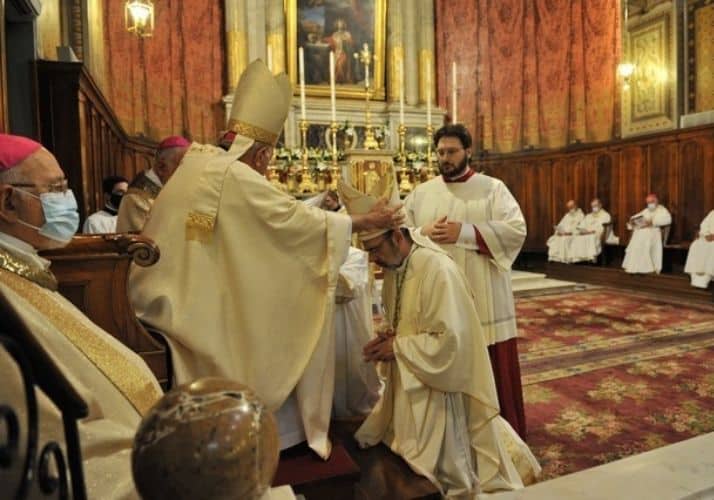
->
xmin=566 ymin=200 xmax=578 ymax=212
xmin=154 ymin=146 xmax=188 ymax=185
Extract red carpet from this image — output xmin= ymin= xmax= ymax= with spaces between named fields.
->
xmin=517 ymin=289 xmax=714 ymax=480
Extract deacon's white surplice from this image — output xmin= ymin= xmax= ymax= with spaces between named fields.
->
xmin=83 ymin=208 xmax=118 ymax=234
xmin=129 ymin=144 xmax=351 ymax=458
xmin=404 ymin=173 xmax=525 ymax=346
xmin=684 ymin=210 xmax=714 ymax=288
xmin=622 ymin=205 xmax=672 ymax=274
xmin=355 ymin=230 xmax=539 ymax=496
xmin=569 ymin=208 xmax=612 ymax=262
xmin=547 ymin=209 xmax=584 ymax=263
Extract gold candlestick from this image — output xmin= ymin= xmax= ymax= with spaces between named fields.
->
xmin=398 ymin=124 xmax=413 ymax=193
xmin=297 ymin=119 xmax=316 ymax=193
xmin=354 ymin=44 xmax=379 ymax=150
xmin=329 ymin=121 xmax=340 ymax=190
xmin=426 ymin=124 xmax=436 ymax=179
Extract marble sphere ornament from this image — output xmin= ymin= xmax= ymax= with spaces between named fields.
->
xmin=132 ymin=377 xmax=279 ymax=500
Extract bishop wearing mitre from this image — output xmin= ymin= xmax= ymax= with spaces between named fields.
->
xmin=339 ymin=179 xmax=540 ymax=496
xmin=568 ymin=198 xmax=612 ymax=263
xmin=684 ymin=209 xmax=714 ymax=288
xmin=547 ymin=200 xmax=584 ymax=263
xmin=622 ymin=194 xmax=672 ymax=274
xmin=129 ymin=60 xmax=401 ymax=459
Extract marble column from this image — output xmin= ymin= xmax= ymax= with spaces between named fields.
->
xmin=418 ymin=0 xmax=435 ymax=105
xmin=225 ymin=0 xmax=248 ymax=91
xmin=266 ymin=0 xmax=285 ymax=74
xmin=387 ymin=0 xmax=404 ymax=103
xmin=402 ymin=1 xmax=419 ymax=106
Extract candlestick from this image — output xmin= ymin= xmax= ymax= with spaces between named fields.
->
xmin=329 ymin=121 xmax=340 ymax=190
xmin=298 ymin=46 xmax=307 ymax=120
xmin=451 ymin=62 xmax=457 ymax=121
xmin=399 ymin=56 xmax=405 ymax=125
xmin=329 ymin=51 xmax=337 ymax=123
xmin=426 ymin=124 xmax=435 ymax=179
xmin=298 ymin=119 xmax=316 ymax=193
xmin=426 ymin=59 xmax=432 ymax=126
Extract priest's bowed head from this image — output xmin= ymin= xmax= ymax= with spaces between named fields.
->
xmin=0 ymin=134 xmax=79 ymax=250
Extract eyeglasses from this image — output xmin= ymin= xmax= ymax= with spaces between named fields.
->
xmin=9 ymin=179 xmax=69 ymax=193
xmin=436 ymin=147 xmax=464 ymax=157
xmin=363 ymin=234 xmax=391 ymax=254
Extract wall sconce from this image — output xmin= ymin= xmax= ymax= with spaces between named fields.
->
xmin=617 ymin=62 xmax=635 ymax=89
xmin=125 ymin=0 xmax=154 ymax=37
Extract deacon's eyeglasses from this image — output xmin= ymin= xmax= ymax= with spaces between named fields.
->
xmin=436 ymin=147 xmax=464 ymax=157
xmin=9 ymin=179 xmax=69 ymax=193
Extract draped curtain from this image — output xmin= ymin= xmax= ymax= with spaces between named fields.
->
xmin=436 ymin=0 xmax=621 ymax=154
xmin=103 ymin=0 xmax=225 ymax=143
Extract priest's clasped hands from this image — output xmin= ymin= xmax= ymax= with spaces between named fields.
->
xmin=422 ymin=215 xmax=462 ymax=244
xmin=363 ymin=328 xmax=396 ymax=363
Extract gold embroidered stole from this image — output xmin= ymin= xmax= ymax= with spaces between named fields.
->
xmin=0 ymin=268 xmax=161 ymax=415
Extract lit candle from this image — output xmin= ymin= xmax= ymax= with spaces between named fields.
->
xmin=364 ymin=43 xmax=370 ymax=89
xmin=426 ymin=59 xmax=432 ymax=127
xmin=267 ymin=45 xmax=273 ymax=73
xmin=399 ymin=56 xmax=405 ymax=125
xmin=329 ymin=51 xmax=337 ymax=122
xmin=452 ymin=61 xmax=458 ymax=124
xmin=298 ymin=47 xmax=307 ymax=120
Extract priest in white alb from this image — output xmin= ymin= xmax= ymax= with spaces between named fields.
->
xmin=568 ymin=198 xmax=612 ymax=263
xmin=622 ymin=194 xmax=672 ymax=274
xmin=684 ymin=209 xmax=714 ymax=288
xmin=129 ymin=61 xmax=401 ymax=459
xmin=402 ymin=124 xmax=528 ymax=438
xmin=339 ymin=181 xmax=540 ymax=496
xmin=547 ymin=200 xmax=584 ymax=263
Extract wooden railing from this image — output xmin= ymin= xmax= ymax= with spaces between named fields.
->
xmin=474 ymin=124 xmax=714 ymax=251
xmin=34 ymin=60 xmax=157 ymax=223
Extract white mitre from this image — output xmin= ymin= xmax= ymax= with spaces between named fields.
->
xmin=338 ymin=173 xmax=402 ymax=242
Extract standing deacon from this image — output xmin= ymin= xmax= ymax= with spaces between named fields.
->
xmin=0 ymin=133 xmax=163 ymax=499
xmin=340 ymin=182 xmax=540 ymax=496
xmin=547 ymin=200 xmax=584 ymax=263
xmin=568 ymin=198 xmax=612 ymax=263
xmin=684 ymin=209 xmax=714 ymax=288
xmin=623 ymin=194 xmax=672 ymax=274
xmin=403 ymin=124 xmax=528 ymax=438
xmin=129 ymin=61 xmax=401 ymax=459
xmin=116 ymin=135 xmax=190 ymax=232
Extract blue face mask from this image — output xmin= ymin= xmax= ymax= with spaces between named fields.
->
xmin=17 ymin=189 xmax=80 ymax=243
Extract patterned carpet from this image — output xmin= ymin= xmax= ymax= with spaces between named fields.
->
xmin=517 ymin=289 xmax=714 ymax=480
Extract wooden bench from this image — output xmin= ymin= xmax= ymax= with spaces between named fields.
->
xmin=39 ymin=234 xmax=170 ymax=389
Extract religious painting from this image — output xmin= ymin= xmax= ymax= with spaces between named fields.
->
xmin=621 ymin=2 xmax=678 ymax=137
xmin=286 ymin=0 xmax=386 ymax=99
xmin=685 ymin=0 xmax=714 ymax=114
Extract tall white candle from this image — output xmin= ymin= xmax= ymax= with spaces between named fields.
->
xmin=298 ymin=47 xmax=307 ymax=120
xmin=426 ymin=59 xmax=432 ymax=127
xmin=364 ymin=43 xmax=370 ymax=89
xmin=329 ymin=51 xmax=337 ymax=122
xmin=267 ymin=45 xmax=273 ymax=73
xmin=452 ymin=61 xmax=458 ymax=123
xmin=399 ymin=57 xmax=405 ymax=125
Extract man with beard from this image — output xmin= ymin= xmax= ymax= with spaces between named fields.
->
xmin=402 ymin=124 xmax=528 ymax=439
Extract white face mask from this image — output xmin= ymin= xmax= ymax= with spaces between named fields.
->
xmin=647 ymin=202 xmax=657 ymax=211
xmin=568 ymin=208 xmax=576 ymax=214
xmin=592 ymin=206 xmax=600 ymax=213
xmin=16 ymin=189 xmax=80 ymax=243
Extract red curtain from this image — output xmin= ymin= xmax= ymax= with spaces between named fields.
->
xmin=103 ymin=0 xmax=225 ymax=143
xmin=435 ymin=0 xmax=620 ymax=154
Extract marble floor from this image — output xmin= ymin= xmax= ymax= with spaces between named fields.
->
xmin=511 ymin=270 xmax=580 ymax=296
xmin=480 ymin=432 xmax=714 ymax=500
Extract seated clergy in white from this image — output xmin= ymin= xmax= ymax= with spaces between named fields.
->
xmin=129 ymin=61 xmax=402 ymax=459
xmin=340 ymin=182 xmax=541 ymax=496
xmin=569 ymin=198 xmax=612 ymax=263
xmin=684 ymin=209 xmax=714 ymax=288
xmin=547 ymin=199 xmax=584 ymax=263
xmin=0 ymin=133 xmax=163 ymax=499
xmin=623 ymin=194 xmax=672 ymax=274
xmin=303 ymin=191 xmax=380 ymax=417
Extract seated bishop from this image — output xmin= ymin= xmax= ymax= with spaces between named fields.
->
xmin=623 ymin=194 xmax=672 ymax=274
xmin=568 ymin=198 xmax=613 ymax=263
xmin=684 ymin=209 xmax=714 ymax=288
xmin=547 ymin=199 xmax=584 ymax=263
xmin=129 ymin=61 xmax=401 ymax=459
xmin=340 ymin=181 xmax=541 ymax=496
xmin=0 ymin=133 xmax=163 ymax=499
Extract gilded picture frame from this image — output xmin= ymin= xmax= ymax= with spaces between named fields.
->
xmin=286 ymin=0 xmax=387 ymax=100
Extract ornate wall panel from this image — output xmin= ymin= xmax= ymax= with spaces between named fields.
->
xmin=686 ymin=0 xmax=714 ymax=112
xmin=622 ymin=2 xmax=678 ymax=136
